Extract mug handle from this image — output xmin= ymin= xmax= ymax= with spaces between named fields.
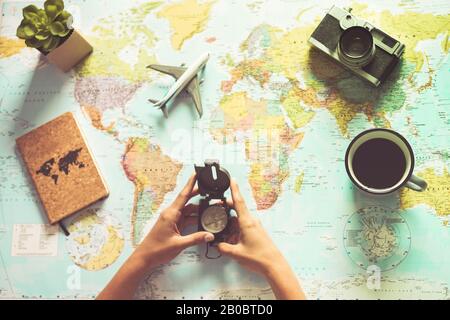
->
xmin=405 ymin=174 xmax=427 ymax=192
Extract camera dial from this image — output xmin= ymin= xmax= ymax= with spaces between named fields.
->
xmin=338 ymin=26 xmax=375 ymax=68
xmin=339 ymin=12 xmax=357 ymax=29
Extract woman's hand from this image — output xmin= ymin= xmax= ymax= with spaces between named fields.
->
xmin=132 ymin=174 xmax=214 ymax=268
xmin=218 ymin=179 xmax=306 ymax=300
xmin=97 ymin=174 xmax=213 ymax=299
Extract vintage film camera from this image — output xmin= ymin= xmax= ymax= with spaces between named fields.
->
xmin=308 ymin=6 xmax=405 ymax=86
xmin=195 ymin=160 xmax=232 ymax=257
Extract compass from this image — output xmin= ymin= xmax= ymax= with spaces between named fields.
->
xmin=343 ymin=206 xmax=411 ymax=272
xmin=195 ymin=160 xmax=232 ymax=255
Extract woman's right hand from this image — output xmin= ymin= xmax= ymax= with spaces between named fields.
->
xmin=217 ymin=179 xmax=286 ymax=275
xmin=217 ymin=179 xmax=306 ymax=300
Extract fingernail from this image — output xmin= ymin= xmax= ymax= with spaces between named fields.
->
xmin=204 ymin=233 xmax=214 ymax=242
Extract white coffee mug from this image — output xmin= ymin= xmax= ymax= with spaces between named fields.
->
xmin=345 ymin=128 xmax=427 ymax=194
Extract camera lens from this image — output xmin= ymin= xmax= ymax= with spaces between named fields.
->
xmin=338 ymin=26 xmax=375 ymax=67
xmin=340 ymin=26 xmax=372 ymax=57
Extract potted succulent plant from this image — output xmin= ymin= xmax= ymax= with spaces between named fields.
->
xmin=16 ymin=0 xmax=92 ymax=72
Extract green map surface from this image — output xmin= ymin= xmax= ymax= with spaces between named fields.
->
xmin=0 ymin=0 xmax=449 ymax=299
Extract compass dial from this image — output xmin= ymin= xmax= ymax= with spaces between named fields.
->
xmin=343 ymin=206 xmax=411 ymax=272
xmin=201 ymin=206 xmax=228 ymax=234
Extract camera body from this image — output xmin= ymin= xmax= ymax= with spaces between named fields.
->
xmin=308 ymin=6 xmax=405 ymax=86
xmin=195 ymin=160 xmax=231 ymax=245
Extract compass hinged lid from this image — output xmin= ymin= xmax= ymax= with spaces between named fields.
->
xmin=195 ymin=160 xmax=230 ymax=198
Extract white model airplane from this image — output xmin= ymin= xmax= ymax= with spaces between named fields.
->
xmin=147 ymin=53 xmax=209 ymax=118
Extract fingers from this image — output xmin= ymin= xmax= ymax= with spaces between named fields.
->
xmin=229 ymin=179 xmax=250 ymax=219
xmin=171 ymin=174 xmax=197 ymax=211
xmin=177 ymin=204 xmax=199 ymax=229
xmin=226 ymin=216 xmax=240 ymax=244
xmin=226 ymin=231 xmax=240 ymax=245
xmin=180 ymin=216 xmax=198 ymax=228
xmin=190 ymin=187 xmax=199 ymax=198
xmin=178 ymin=231 xmax=214 ymax=249
xmin=225 ymin=199 xmax=235 ymax=209
xmin=181 ymin=203 xmax=198 ymax=215
xmin=169 ymin=202 xmax=198 ymax=222
xmin=217 ymin=242 xmax=242 ymax=258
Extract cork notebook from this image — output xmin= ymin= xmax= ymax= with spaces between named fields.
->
xmin=16 ymin=112 xmax=109 ymax=224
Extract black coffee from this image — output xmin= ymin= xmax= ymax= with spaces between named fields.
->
xmin=352 ymin=138 xmax=406 ymax=189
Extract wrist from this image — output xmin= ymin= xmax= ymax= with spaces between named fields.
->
xmin=262 ymin=257 xmax=304 ymax=300
xmin=257 ymin=249 xmax=289 ymax=277
xmin=127 ymin=250 xmax=158 ymax=272
xmin=263 ymin=257 xmax=292 ymax=280
xmin=97 ymin=250 xmax=152 ymax=300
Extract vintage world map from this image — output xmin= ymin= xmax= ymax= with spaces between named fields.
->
xmin=0 ymin=0 xmax=449 ymax=299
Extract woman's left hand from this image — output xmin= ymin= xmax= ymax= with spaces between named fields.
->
xmin=97 ymin=174 xmax=214 ymax=299
xmin=132 ymin=174 xmax=215 ymax=268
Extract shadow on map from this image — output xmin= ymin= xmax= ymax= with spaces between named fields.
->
xmin=154 ymin=89 xmax=199 ymax=130
xmin=15 ymin=57 xmax=71 ymax=134
xmin=350 ymin=182 xmax=401 ymax=211
xmin=306 ymin=47 xmax=404 ymax=116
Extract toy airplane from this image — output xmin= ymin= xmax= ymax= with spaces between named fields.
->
xmin=147 ymin=52 xmax=209 ymax=118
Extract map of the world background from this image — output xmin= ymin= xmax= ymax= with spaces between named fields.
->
xmin=0 ymin=0 xmax=449 ymax=299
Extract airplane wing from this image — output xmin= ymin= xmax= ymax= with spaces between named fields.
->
xmin=146 ymin=64 xmax=187 ymax=80
xmin=186 ymin=76 xmax=203 ymax=118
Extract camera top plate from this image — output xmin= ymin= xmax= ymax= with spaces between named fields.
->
xmin=195 ymin=160 xmax=230 ymax=198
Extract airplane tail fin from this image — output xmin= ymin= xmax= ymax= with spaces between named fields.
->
xmin=148 ymin=99 xmax=169 ymax=118
xmin=160 ymin=105 xmax=168 ymax=118
xmin=148 ymin=98 xmax=162 ymax=106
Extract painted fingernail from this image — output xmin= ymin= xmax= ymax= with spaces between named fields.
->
xmin=204 ymin=233 xmax=214 ymax=242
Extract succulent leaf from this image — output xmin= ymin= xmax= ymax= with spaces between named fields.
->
xmin=37 ymin=9 xmax=48 ymax=23
xmin=49 ymin=21 xmax=65 ymax=36
xmin=44 ymin=0 xmax=64 ymax=21
xmin=45 ymin=0 xmax=64 ymax=11
xmin=42 ymin=36 xmax=60 ymax=52
xmin=35 ymin=30 xmax=51 ymax=40
xmin=55 ymin=10 xmax=73 ymax=29
xmin=25 ymin=37 xmax=45 ymax=48
xmin=17 ymin=23 xmax=38 ymax=39
xmin=22 ymin=5 xmax=39 ymax=20
xmin=16 ymin=23 xmax=27 ymax=39
xmin=65 ymin=15 xmax=74 ymax=30
xmin=59 ymin=27 xmax=71 ymax=37
xmin=16 ymin=25 xmax=27 ymax=39
xmin=45 ymin=5 xmax=58 ymax=21
xmin=56 ymin=10 xmax=71 ymax=21
xmin=18 ymin=0 xmax=72 ymax=53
